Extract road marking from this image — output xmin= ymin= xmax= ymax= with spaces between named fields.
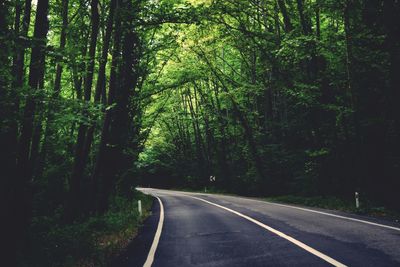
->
xmin=246 ymin=198 xmax=400 ymax=232
xmin=177 ymin=188 xmax=400 ymax=232
xmin=190 ymin=196 xmax=347 ymax=267
xmin=139 ymin=188 xmax=400 ymax=232
xmin=143 ymin=196 xmax=164 ymax=267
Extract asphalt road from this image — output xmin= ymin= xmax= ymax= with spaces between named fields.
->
xmin=111 ymin=188 xmax=400 ymax=267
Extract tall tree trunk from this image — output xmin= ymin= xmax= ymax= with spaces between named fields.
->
xmin=343 ymin=0 xmax=362 ymax=189
xmin=15 ymin=0 xmax=49 ymax=255
xmin=12 ymin=0 xmax=32 ymax=114
xmin=1 ymin=2 xmax=18 ymax=265
xmin=296 ymin=0 xmax=312 ymax=35
xmin=92 ymin=1 xmax=123 ymax=212
xmin=37 ymin=0 xmax=69 ymax=178
xmin=84 ymin=0 xmax=116 ymax=212
xmin=277 ymin=0 xmax=293 ymax=33
xmin=315 ymin=0 xmax=321 ymax=39
xmin=7 ymin=0 xmax=32 ymax=186
xmin=383 ymin=0 xmax=400 ymax=206
xmin=344 ymin=0 xmax=356 ymax=109
xmin=207 ymin=82 xmax=233 ymax=189
xmin=187 ymin=87 xmax=206 ymax=183
xmin=98 ymin=21 xmax=140 ymax=211
xmin=96 ymin=0 xmax=140 ymax=212
xmin=53 ymin=0 xmax=69 ymax=96
xmin=65 ymin=0 xmax=100 ymax=221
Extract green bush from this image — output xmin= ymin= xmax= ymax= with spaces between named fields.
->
xmin=21 ymin=191 xmax=153 ymax=267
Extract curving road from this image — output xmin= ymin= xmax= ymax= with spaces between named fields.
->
xmin=112 ymin=188 xmax=400 ymax=267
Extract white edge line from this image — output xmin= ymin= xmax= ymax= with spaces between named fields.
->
xmin=190 ymin=196 xmax=347 ymax=267
xmin=143 ymin=196 xmax=164 ymax=267
xmin=139 ymin=188 xmax=400 ymax=232
xmin=178 ymin=189 xmax=400 ymax=232
xmin=252 ymin=199 xmax=400 ymax=232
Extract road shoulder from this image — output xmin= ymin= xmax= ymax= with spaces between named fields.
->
xmin=109 ymin=198 xmax=159 ymax=267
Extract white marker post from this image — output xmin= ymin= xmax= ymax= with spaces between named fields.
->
xmin=355 ymin=192 xmax=360 ymax=209
xmin=138 ymin=200 xmax=142 ymax=216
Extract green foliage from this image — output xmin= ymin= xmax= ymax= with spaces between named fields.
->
xmin=266 ymin=195 xmax=354 ymax=211
xmin=2 ymin=0 xmax=400 ymax=264
xmin=266 ymin=195 xmax=400 ymax=221
xmin=22 ymin=192 xmax=153 ymax=267
xmin=136 ymin=0 xmax=400 ymax=210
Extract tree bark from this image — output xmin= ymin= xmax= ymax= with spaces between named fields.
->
xmin=83 ymin=0 xmax=116 ymax=212
xmin=315 ymin=0 xmax=321 ymax=39
xmin=1 ymin=2 xmax=18 ymax=265
xmin=92 ymin=1 xmax=123 ymax=212
xmin=53 ymin=0 xmax=69 ymax=96
xmin=277 ymin=0 xmax=293 ymax=33
xmin=37 ymin=0 xmax=69 ymax=179
xmin=66 ymin=0 xmax=100 ymax=221
xmin=14 ymin=0 xmax=49 ymax=257
xmin=296 ymin=0 xmax=312 ymax=35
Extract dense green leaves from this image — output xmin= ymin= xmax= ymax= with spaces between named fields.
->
xmin=1 ymin=0 xmax=400 ymax=265
xmin=138 ymin=0 xmax=400 ymax=203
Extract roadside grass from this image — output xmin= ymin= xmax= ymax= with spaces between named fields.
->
xmin=169 ymin=186 xmax=228 ymax=195
xmin=264 ymin=195 xmax=400 ymax=222
xmin=21 ymin=190 xmax=153 ymax=267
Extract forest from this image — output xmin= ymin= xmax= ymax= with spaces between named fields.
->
xmin=1 ymin=0 xmax=399 ymax=266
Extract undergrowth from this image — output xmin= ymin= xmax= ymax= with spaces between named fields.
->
xmin=265 ymin=195 xmax=400 ymax=221
xmin=20 ymin=190 xmax=153 ymax=267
